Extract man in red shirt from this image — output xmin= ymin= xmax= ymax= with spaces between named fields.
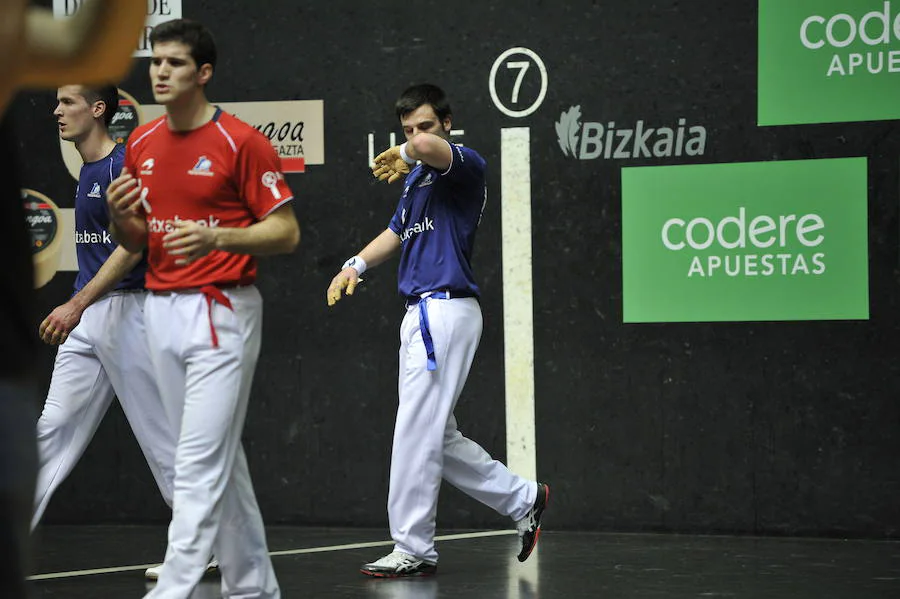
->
xmin=107 ymin=18 xmax=299 ymax=599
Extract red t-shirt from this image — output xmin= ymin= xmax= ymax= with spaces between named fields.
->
xmin=125 ymin=108 xmax=293 ymax=291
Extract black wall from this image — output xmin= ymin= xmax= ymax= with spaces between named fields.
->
xmin=15 ymin=0 xmax=900 ymax=538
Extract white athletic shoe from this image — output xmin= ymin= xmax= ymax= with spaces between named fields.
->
xmin=144 ymin=558 xmax=219 ymax=580
xmin=144 ymin=563 xmax=162 ymax=580
xmin=360 ymin=551 xmax=437 ymax=578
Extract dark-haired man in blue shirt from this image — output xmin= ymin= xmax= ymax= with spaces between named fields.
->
xmin=328 ymin=83 xmax=550 ymax=578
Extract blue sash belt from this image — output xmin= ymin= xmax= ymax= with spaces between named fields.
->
xmin=405 ymin=290 xmax=477 ymax=371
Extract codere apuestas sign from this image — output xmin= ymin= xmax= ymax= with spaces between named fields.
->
xmin=621 ymin=158 xmax=869 ymax=323
xmin=759 ymin=0 xmax=900 ymax=125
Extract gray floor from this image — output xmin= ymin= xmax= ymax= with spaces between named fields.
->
xmin=27 ymin=526 xmax=900 ymax=598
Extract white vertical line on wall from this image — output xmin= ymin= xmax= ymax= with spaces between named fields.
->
xmin=367 ymin=133 xmax=398 ymax=167
xmin=500 ymin=127 xmax=536 ymax=481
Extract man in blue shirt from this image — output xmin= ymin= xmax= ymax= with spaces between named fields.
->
xmin=328 ymin=83 xmax=549 ymax=577
xmin=32 ymin=85 xmax=178 ymax=546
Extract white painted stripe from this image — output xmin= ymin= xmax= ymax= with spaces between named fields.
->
xmin=28 ymin=564 xmax=152 ymax=580
xmin=26 ymin=529 xmax=516 ymax=581
xmin=500 ymin=127 xmax=536 ymax=481
xmin=270 ymin=529 xmax=515 ymax=557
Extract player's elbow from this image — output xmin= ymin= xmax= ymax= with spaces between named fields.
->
xmin=408 ymin=134 xmax=433 ymax=157
xmin=282 ymin=222 xmax=300 ymax=253
xmin=409 ymin=134 xmax=450 ymax=170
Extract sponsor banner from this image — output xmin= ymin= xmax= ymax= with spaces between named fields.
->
xmin=22 ymin=189 xmax=77 ymax=286
xmin=61 ymin=97 xmax=324 ymax=179
xmin=621 ymin=158 xmax=869 ymax=322
xmin=52 ymin=0 xmax=182 ymax=58
xmin=141 ymin=101 xmax=324 ymax=173
xmin=555 ymin=105 xmax=707 ymax=160
xmin=759 ymin=0 xmax=900 ymax=125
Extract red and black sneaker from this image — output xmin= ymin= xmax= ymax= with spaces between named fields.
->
xmin=515 ymin=482 xmax=550 ymax=562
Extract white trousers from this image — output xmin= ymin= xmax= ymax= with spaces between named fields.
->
xmin=389 ymin=297 xmax=536 ymax=563
xmin=33 ymin=291 xmax=175 ymax=530
xmin=143 ymin=286 xmax=278 ymax=599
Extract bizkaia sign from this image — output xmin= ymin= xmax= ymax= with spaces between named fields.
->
xmin=555 ymin=106 xmax=707 ymax=160
xmin=621 ymin=158 xmax=869 ymax=323
xmin=759 ymin=0 xmax=900 ymax=125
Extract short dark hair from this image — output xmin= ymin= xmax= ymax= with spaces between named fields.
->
xmin=395 ymin=84 xmax=452 ymax=123
xmin=81 ymin=85 xmax=119 ymax=128
xmin=150 ymin=19 xmax=217 ymax=70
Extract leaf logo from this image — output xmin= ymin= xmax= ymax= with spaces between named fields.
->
xmin=555 ymin=105 xmax=582 ymax=158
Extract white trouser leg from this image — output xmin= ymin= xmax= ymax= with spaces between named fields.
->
xmin=441 ymin=414 xmax=536 ymax=522
xmin=144 ymin=287 xmax=278 ymax=599
xmin=215 ymin=447 xmax=279 ymax=598
xmin=389 ymin=297 xmax=482 ymax=563
xmin=32 ymin=319 xmax=114 ymax=530
xmin=32 ymin=294 xmax=177 ymax=531
xmin=94 ymin=293 xmax=175 ymax=507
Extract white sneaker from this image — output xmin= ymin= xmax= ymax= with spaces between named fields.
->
xmin=144 ymin=563 xmax=162 ymax=580
xmin=360 ymin=551 xmax=437 ymax=578
xmin=144 ymin=558 xmax=219 ymax=580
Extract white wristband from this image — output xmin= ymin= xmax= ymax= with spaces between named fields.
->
xmin=399 ymin=142 xmax=416 ymax=165
xmin=342 ymin=255 xmax=367 ymax=275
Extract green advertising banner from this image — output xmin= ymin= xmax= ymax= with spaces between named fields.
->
xmin=621 ymin=158 xmax=869 ymax=323
xmin=758 ymin=0 xmax=900 ymax=125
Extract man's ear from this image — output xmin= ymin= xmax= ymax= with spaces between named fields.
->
xmin=198 ymin=63 xmax=214 ymax=86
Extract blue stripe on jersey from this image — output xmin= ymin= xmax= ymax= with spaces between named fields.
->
xmin=388 ymin=142 xmax=487 ymax=298
xmin=73 ymin=144 xmax=147 ymax=293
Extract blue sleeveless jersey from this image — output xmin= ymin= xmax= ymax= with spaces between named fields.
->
xmin=73 ymin=144 xmax=146 ymax=293
xmin=388 ymin=141 xmax=487 ymax=298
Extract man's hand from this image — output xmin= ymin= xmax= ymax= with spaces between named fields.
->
xmin=106 ymin=167 xmax=144 ymax=223
xmin=38 ymin=300 xmax=84 ymax=345
xmin=373 ymin=146 xmax=411 ymax=184
xmin=163 ymin=220 xmax=218 ymax=266
xmin=327 ymin=267 xmax=361 ymax=306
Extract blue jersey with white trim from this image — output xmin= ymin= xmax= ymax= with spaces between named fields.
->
xmin=389 ymin=141 xmax=487 ymax=298
xmin=73 ymin=144 xmax=146 ymax=293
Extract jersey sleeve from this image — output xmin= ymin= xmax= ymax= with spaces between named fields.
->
xmin=439 ymin=143 xmax=486 ymax=192
xmin=236 ymin=132 xmax=294 ymax=219
xmin=388 ymin=199 xmax=404 ymax=234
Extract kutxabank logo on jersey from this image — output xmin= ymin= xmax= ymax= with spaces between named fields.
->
xmin=555 ymin=105 xmax=707 ymax=160
xmin=621 ymin=158 xmax=869 ymax=323
xmin=759 ymin=0 xmax=900 ymax=125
